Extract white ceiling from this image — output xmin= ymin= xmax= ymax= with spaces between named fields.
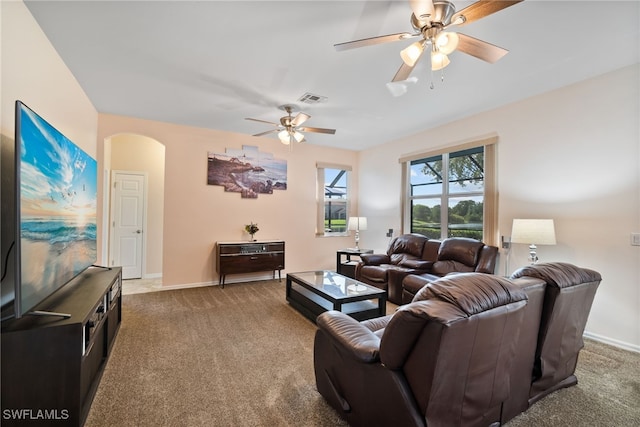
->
xmin=24 ymin=1 xmax=640 ymax=151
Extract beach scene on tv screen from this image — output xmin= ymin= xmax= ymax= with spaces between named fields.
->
xmin=19 ymin=105 xmax=97 ymax=310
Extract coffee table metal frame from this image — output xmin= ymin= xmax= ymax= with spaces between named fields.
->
xmin=286 ymin=270 xmax=387 ymax=323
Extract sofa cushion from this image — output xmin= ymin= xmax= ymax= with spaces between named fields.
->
xmin=403 ymin=274 xmax=438 ymax=299
xmin=390 ymin=253 xmax=422 ymax=265
xmin=359 ymin=265 xmax=391 ymax=283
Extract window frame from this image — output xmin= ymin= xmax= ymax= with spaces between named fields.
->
xmin=316 ymin=163 xmax=352 ymax=237
xmin=400 ymin=135 xmax=498 ymax=246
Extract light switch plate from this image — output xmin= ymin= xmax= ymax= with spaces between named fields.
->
xmin=631 ymin=233 xmax=640 ymax=246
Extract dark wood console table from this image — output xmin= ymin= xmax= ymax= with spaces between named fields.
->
xmin=216 ymin=241 xmax=285 ymax=287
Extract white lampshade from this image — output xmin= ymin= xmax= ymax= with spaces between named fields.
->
xmin=435 ymin=31 xmax=459 ymax=55
xmin=292 ymin=131 xmax=305 ymax=143
xmin=278 ymin=130 xmax=291 ymax=145
xmin=400 ymin=41 xmax=424 ymax=67
xmin=348 ymin=217 xmax=368 ymax=231
xmin=431 ymin=51 xmax=450 ymax=71
xmin=511 ymin=219 xmax=556 ymax=245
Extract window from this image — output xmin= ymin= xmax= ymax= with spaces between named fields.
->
xmin=401 ymin=136 xmax=497 ymax=245
xmin=317 ymin=163 xmax=351 ymax=236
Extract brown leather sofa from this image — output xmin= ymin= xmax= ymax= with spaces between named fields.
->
xmin=314 ymin=273 xmax=528 ymax=427
xmin=354 ymin=234 xmax=437 ymax=304
xmin=501 ymin=262 xmax=602 ymax=423
xmin=398 ymin=261 xmax=602 ymax=424
xmin=401 ymin=237 xmax=499 ymax=304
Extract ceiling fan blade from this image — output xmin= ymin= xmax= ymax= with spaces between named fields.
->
xmin=456 ymin=33 xmax=508 ymax=63
xmin=252 ymin=129 xmax=279 ymax=137
xmin=245 ymin=117 xmax=279 ymax=126
xmin=451 ymin=0 xmax=523 ymax=27
xmin=392 ymin=62 xmax=415 ymax=82
xmin=298 ymin=126 xmax=336 ymax=135
xmin=334 ymin=32 xmax=418 ymax=51
xmin=410 ymin=0 xmax=435 ymax=20
xmin=291 ymin=112 xmax=310 ymax=127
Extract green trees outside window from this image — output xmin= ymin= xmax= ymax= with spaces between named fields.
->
xmin=409 ymin=147 xmax=484 ymax=240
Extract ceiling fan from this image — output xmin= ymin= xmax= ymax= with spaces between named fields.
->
xmin=245 ymin=105 xmax=336 ymax=145
xmin=335 ymin=0 xmax=523 ymax=82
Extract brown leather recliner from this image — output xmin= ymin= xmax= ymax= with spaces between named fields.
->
xmin=501 ymin=262 xmax=602 ymax=423
xmin=314 ymin=273 xmax=528 ymax=427
xmin=401 ymin=237 xmax=499 ymax=304
xmin=355 ymin=234 xmax=438 ymax=304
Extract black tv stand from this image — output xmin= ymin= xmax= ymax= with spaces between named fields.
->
xmin=28 ymin=310 xmax=72 ymax=318
xmin=1 ymin=267 xmax=122 ymax=427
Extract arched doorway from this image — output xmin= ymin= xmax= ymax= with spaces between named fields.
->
xmin=102 ymin=134 xmax=165 ymax=281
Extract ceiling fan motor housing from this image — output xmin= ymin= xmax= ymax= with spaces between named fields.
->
xmin=411 ymin=0 xmax=456 ymax=31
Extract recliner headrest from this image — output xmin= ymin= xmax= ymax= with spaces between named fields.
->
xmin=437 ymin=238 xmax=484 ymax=267
xmin=511 ymin=262 xmax=602 ymax=289
xmin=414 ymin=273 xmax=528 ymax=316
xmin=387 ymin=234 xmax=428 ymax=258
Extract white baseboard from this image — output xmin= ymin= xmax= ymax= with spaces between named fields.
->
xmin=155 ymin=273 xmax=280 ymax=291
xmin=154 ymin=281 xmax=214 ymax=291
xmin=584 ymin=331 xmax=640 ymax=354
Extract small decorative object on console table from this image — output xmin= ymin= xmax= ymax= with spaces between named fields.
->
xmin=244 ymin=222 xmax=259 ymax=241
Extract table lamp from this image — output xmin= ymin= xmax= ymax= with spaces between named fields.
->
xmin=511 ymin=219 xmax=556 ymax=264
xmin=347 ymin=217 xmax=367 ymax=250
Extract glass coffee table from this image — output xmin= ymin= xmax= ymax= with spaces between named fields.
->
xmin=286 ymin=270 xmax=387 ymax=323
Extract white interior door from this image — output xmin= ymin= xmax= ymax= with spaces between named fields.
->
xmin=110 ymin=171 xmax=146 ymax=279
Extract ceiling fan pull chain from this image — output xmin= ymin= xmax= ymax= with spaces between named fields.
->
xmin=429 ymin=67 xmax=435 ymax=90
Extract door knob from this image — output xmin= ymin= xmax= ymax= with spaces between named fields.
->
xmin=136 ymin=230 xmax=142 ymax=234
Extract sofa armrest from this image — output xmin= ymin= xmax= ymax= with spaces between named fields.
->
xmin=316 ymin=311 xmax=381 ymax=363
xmin=399 ymin=259 xmax=434 ymax=270
xmin=360 ymin=253 xmax=390 ymax=266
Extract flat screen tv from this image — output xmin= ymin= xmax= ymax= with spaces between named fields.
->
xmin=12 ymin=100 xmax=97 ymax=318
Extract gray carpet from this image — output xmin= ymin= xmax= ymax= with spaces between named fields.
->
xmin=86 ymin=280 xmax=640 ymax=427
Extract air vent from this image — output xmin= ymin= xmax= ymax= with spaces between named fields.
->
xmin=298 ymin=93 xmax=328 ymax=104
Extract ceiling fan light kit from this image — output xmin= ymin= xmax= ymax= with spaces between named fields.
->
xmin=335 ymin=0 xmax=524 ymax=87
xmin=431 ymin=49 xmax=450 ymax=71
xmin=435 ymin=31 xmax=459 ymax=54
xmin=400 ymin=41 xmax=425 ymax=67
xmin=246 ymin=104 xmax=336 ymax=146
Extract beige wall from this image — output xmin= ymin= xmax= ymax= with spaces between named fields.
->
xmin=358 ymin=64 xmax=640 ymax=351
xmin=97 ymin=115 xmax=360 ymax=287
xmin=1 ymin=1 xmax=97 ymax=155
xmin=1 ymin=0 xmax=99 ymax=275
xmin=108 ymin=134 xmax=165 ymax=277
